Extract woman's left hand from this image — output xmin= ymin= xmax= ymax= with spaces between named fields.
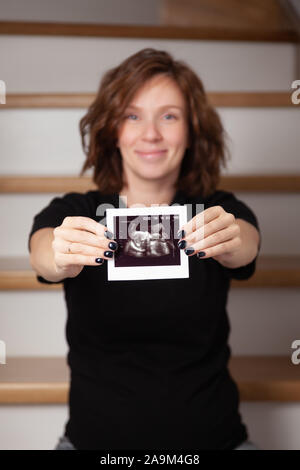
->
xmin=177 ymin=205 xmax=242 ymax=261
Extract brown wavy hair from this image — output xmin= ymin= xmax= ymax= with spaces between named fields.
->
xmin=79 ymin=47 xmax=231 ymax=199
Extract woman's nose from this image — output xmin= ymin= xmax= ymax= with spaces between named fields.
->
xmin=142 ymin=121 xmax=162 ymax=140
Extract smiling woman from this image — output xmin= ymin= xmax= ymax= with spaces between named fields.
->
xmin=78 ymin=47 xmax=230 ymax=206
xmin=28 ymin=47 xmax=261 ymax=451
xmin=116 ymin=73 xmax=189 ymax=201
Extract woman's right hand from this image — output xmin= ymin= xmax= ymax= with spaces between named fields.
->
xmin=52 ymin=216 xmax=118 ymax=278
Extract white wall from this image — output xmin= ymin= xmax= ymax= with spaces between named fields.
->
xmin=0 ymin=36 xmax=294 ymax=92
xmin=0 ymin=0 xmax=160 ymax=24
xmin=0 ymin=24 xmax=300 ymax=450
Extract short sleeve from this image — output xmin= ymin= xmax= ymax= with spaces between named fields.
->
xmin=28 ymin=191 xmax=91 ymax=284
xmin=210 ymin=190 xmax=261 ymax=280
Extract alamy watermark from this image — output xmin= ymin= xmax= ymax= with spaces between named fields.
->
xmin=291 ymin=80 xmax=300 ymax=105
xmin=0 ymin=340 xmax=6 ymax=364
xmin=96 ymin=198 xmax=205 ymax=240
xmin=291 ymin=340 xmax=300 ymax=365
xmin=0 ymin=80 xmax=6 ymax=104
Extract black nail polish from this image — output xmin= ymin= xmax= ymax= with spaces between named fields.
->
xmin=104 ymin=230 xmax=114 ymax=240
xmin=197 ymin=251 xmax=206 ymax=258
xmin=177 ymin=229 xmax=185 ymax=239
xmin=108 ymin=241 xmax=118 ymax=251
xmin=104 ymin=250 xmax=114 ymax=258
xmin=177 ymin=240 xmax=186 ymax=249
xmin=95 ymin=258 xmax=104 ymax=264
xmin=184 ymin=247 xmax=195 ymax=255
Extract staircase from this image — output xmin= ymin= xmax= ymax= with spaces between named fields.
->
xmin=0 ymin=4 xmax=300 ymax=450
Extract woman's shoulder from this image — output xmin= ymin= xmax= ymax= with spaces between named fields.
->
xmin=56 ymin=189 xmax=116 ymax=209
xmin=32 ymin=190 xmax=107 ymax=221
xmin=196 ymin=188 xmax=260 ymax=232
xmin=190 ymin=188 xmax=235 ymax=205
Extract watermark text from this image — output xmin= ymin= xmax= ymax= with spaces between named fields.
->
xmin=0 ymin=340 xmax=6 ymax=364
xmin=291 ymin=80 xmax=300 ymax=105
xmin=0 ymin=80 xmax=6 ymax=104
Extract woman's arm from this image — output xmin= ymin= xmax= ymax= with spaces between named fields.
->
xmin=29 ymin=216 xmax=116 ymax=282
xmin=179 ymin=206 xmax=261 ymax=269
xmin=29 ymin=227 xmax=68 ymax=282
xmin=213 ymin=219 xmax=260 ymax=269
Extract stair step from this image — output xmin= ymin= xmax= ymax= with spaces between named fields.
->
xmin=3 ymin=92 xmax=294 ymax=108
xmin=0 ymin=20 xmax=297 ymax=42
xmin=0 ymin=256 xmax=300 ymax=289
xmin=0 ymin=356 xmax=298 ymax=404
xmin=0 ymin=357 xmax=68 ymax=404
xmin=1 ymin=175 xmax=300 ymax=193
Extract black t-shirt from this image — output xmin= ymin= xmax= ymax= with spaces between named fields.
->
xmin=28 ymin=188 xmax=261 ymax=450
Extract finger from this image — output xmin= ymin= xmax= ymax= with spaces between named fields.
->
xmin=62 ymin=216 xmax=108 ymax=237
xmin=58 ymin=238 xmax=117 ymax=257
xmin=55 ymin=251 xmax=112 ymax=267
xmin=52 ymin=231 xmax=118 ymax=255
xmin=55 ymin=227 xmax=110 ymax=249
xmin=178 ymin=206 xmax=222 ymax=240
xmin=183 ymin=213 xmax=235 ymax=247
xmin=195 ymin=237 xmax=242 ymax=259
xmin=183 ymin=223 xmax=240 ymax=256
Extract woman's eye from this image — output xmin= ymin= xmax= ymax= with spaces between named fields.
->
xmin=164 ymin=114 xmax=176 ymax=120
xmin=126 ymin=114 xmax=138 ymax=120
xmin=124 ymin=113 xmax=177 ymax=121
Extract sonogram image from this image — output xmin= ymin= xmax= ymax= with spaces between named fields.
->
xmin=113 ymin=214 xmax=181 ymax=268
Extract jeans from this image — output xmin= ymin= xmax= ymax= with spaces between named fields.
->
xmin=54 ymin=434 xmax=260 ymax=450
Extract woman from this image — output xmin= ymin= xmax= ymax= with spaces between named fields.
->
xmin=28 ymin=48 xmax=261 ymax=450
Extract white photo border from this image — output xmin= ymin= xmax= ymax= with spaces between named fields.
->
xmin=106 ymin=205 xmax=189 ymax=281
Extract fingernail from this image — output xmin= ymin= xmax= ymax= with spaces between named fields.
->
xmin=177 ymin=229 xmax=185 ymax=239
xmin=197 ymin=251 xmax=206 ymax=258
xmin=108 ymin=241 xmax=118 ymax=251
xmin=177 ymin=240 xmax=186 ymax=249
xmin=184 ymin=247 xmax=195 ymax=255
xmin=104 ymin=230 xmax=114 ymax=240
xmin=95 ymin=258 xmax=104 ymax=264
xmin=104 ymin=250 xmax=114 ymax=258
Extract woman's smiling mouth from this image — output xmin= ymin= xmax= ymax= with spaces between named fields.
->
xmin=135 ymin=149 xmax=167 ymax=161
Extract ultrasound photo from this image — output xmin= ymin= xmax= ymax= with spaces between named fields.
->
xmin=106 ymin=205 xmax=189 ymax=281
xmin=116 ymin=214 xmax=179 ymax=267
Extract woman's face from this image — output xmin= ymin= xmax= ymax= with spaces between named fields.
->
xmin=117 ymin=74 xmax=189 ymax=184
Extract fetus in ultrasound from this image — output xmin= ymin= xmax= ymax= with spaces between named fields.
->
xmin=124 ymin=219 xmax=175 ymax=258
